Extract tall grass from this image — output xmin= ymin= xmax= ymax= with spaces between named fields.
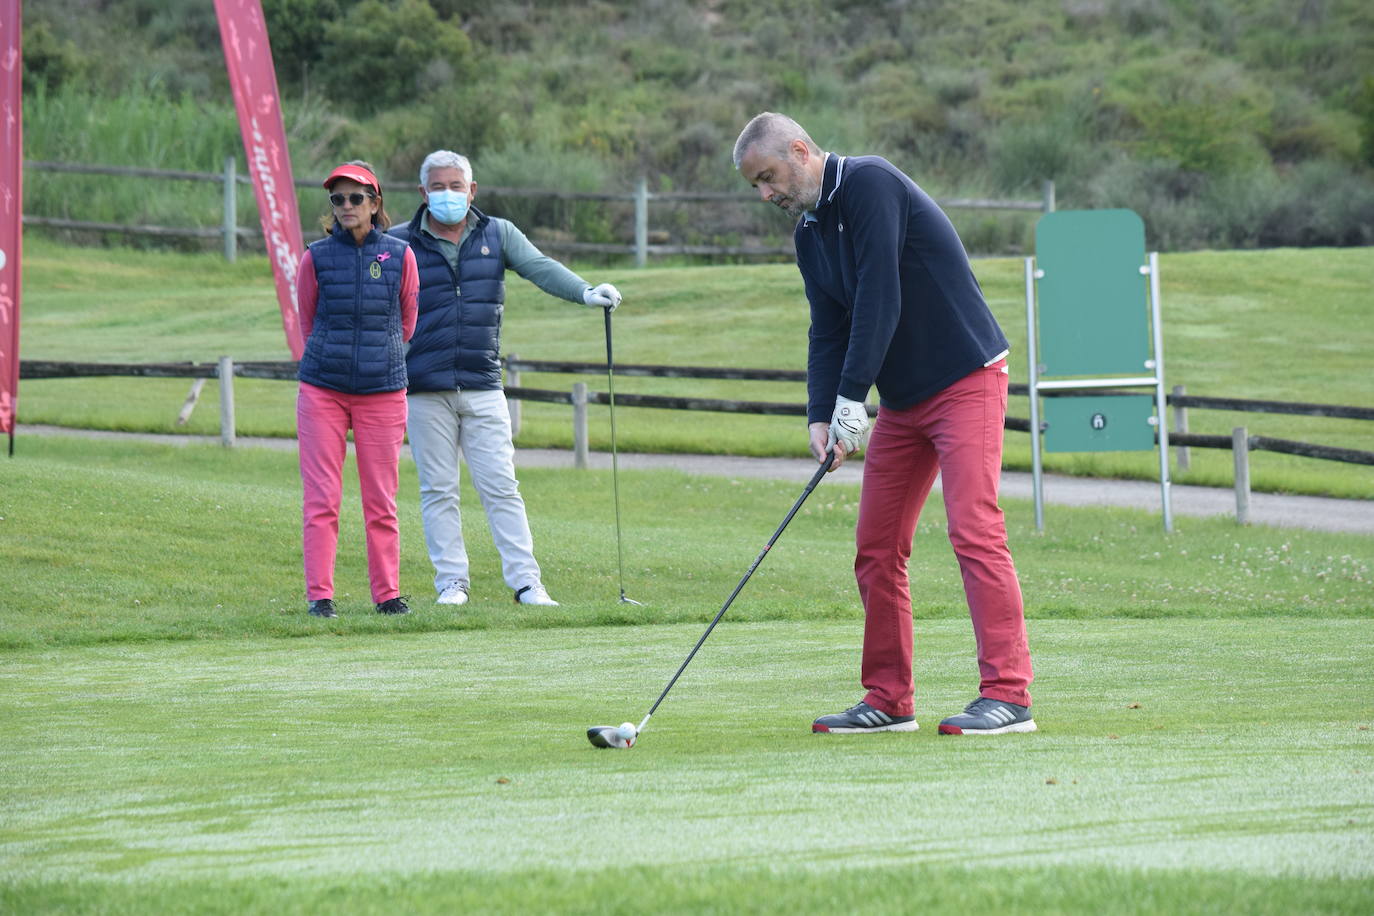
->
xmin=21 ymin=84 xmax=396 ymax=251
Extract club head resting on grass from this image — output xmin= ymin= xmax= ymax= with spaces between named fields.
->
xmin=587 ymin=725 xmax=635 ymax=749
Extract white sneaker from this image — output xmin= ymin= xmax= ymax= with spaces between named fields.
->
xmin=514 ymin=584 xmax=559 ymax=606
xmin=437 ymin=581 xmax=469 ymax=606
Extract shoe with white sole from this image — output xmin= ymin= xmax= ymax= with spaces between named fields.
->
xmin=812 ymin=701 xmax=918 ymax=734
xmin=938 ymin=696 xmax=1037 ymax=735
xmin=514 ymin=584 xmax=559 ymax=606
xmin=437 ymin=581 xmax=469 ymax=606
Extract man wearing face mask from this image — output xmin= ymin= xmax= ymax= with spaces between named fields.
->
xmin=390 ymin=149 xmax=623 ymax=608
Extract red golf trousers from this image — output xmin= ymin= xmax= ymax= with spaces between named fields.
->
xmin=297 ymin=382 xmax=408 ymax=604
xmin=855 ymin=360 xmax=1033 ymax=716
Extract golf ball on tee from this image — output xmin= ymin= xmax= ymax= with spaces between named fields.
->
xmin=617 ymin=722 xmax=636 ymax=740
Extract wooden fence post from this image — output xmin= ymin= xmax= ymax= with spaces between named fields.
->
xmin=634 ymin=177 xmax=648 ymax=268
xmin=1172 ymin=384 xmax=1190 ymax=470
xmin=222 ymin=156 xmax=237 ymax=263
xmin=1041 ymin=179 xmax=1056 ymax=213
xmin=218 ymin=356 xmax=236 ymax=447
xmin=1233 ymin=426 xmax=1250 ymax=524
xmin=176 ymin=378 xmax=206 ymax=426
xmin=505 ymin=353 xmax=522 ymax=439
xmin=572 ymin=382 xmax=589 ymax=469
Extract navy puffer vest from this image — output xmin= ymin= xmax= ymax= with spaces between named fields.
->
xmin=389 ymin=204 xmax=505 ymax=393
xmin=298 ymin=223 xmax=409 ymax=394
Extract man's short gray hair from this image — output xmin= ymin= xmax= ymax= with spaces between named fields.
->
xmin=419 ymin=149 xmax=473 ymax=187
xmin=732 ymin=112 xmax=821 ymax=169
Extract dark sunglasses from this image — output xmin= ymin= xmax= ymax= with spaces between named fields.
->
xmin=329 ymin=191 xmax=376 ymax=207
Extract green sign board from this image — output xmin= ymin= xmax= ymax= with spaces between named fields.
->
xmin=1035 ymin=209 xmax=1151 ymax=378
xmin=1043 ymin=394 xmax=1157 ymax=453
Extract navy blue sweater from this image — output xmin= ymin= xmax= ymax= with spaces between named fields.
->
xmin=796 ymin=154 xmax=1009 ymax=423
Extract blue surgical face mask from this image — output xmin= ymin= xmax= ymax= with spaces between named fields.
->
xmin=427 ymin=189 xmax=469 ymax=225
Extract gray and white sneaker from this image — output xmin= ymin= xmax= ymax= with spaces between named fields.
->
xmin=514 ymin=584 xmax=559 ymax=606
xmin=437 ymin=581 xmax=469 ymax=606
xmin=812 ymin=701 xmax=918 ymax=734
xmin=938 ymin=697 xmax=1037 ymax=735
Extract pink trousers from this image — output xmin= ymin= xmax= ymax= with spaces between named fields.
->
xmin=855 ymin=361 xmax=1033 ymax=715
xmin=297 ymin=383 xmax=408 ymax=603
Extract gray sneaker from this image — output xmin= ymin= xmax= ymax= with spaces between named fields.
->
xmin=938 ymin=697 xmax=1036 ymax=735
xmin=812 ymin=701 xmax=918 ymax=734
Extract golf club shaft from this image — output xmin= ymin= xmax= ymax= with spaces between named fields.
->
xmin=641 ymin=451 xmax=836 ymax=723
xmin=603 ymin=307 xmax=632 ymax=602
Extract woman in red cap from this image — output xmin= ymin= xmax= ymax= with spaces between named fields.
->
xmin=294 ymin=160 xmax=418 ymax=618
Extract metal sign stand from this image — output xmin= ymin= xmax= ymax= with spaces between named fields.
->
xmin=1025 ymin=209 xmax=1172 ymax=532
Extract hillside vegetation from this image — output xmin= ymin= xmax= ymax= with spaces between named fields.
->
xmin=22 ymin=0 xmax=1374 ymax=254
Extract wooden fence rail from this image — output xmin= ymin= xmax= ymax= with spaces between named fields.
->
xmin=22 ymin=160 xmax=1054 ymax=265
xmin=18 ymin=357 xmax=1373 ymax=470
xmin=504 ymin=358 xmax=1374 ymax=421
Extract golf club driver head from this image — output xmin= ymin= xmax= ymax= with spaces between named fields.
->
xmin=586 ymin=724 xmax=636 ymax=749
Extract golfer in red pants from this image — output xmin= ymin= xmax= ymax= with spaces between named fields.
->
xmin=734 ymin=112 xmax=1035 ymax=735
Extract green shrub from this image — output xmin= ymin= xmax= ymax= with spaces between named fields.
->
xmin=315 ymin=0 xmax=474 ymax=113
xmin=1264 ymin=87 xmax=1362 ymax=164
xmin=1356 ymin=76 xmax=1374 ymax=168
xmin=988 ymin=111 xmax=1096 ymax=192
xmin=472 ymin=142 xmax=615 ymax=243
xmin=1079 ymin=156 xmax=1374 ymax=250
xmin=21 ymin=20 xmax=87 ymax=93
xmin=1256 ymin=159 xmax=1374 ymax=248
xmin=261 ymin=0 xmax=346 ymax=93
xmin=1106 ymin=51 xmax=1273 ymax=174
xmin=1196 ymin=168 xmax=1283 ymax=249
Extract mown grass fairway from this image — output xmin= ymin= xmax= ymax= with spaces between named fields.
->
xmin=2 ymin=622 xmax=1372 ymax=914
xmin=2 ymin=436 xmax=1372 ymax=912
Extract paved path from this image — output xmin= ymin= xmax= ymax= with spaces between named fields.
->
xmin=18 ymin=424 xmax=1373 ymax=535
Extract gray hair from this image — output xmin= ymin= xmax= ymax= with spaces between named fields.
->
xmin=419 ymin=149 xmax=473 ymax=187
xmin=731 ymin=112 xmax=821 ymax=169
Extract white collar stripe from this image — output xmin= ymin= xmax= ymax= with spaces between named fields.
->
xmin=827 ymin=155 xmax=845 ymax=205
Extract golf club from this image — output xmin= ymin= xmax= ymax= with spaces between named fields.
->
xmin=603 ymin=305 xmax=642 ymax=606
xmin=587 ymin=450 xmax=836 ymax=749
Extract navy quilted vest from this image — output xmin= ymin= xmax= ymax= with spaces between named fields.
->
xmin=389 ymin=204 xmax=505 ymax=392
xmin=298 ymin=224 xmax=409 ymax=394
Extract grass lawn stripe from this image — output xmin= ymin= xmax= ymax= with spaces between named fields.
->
xmin=2 ymin=620 xmax=1370 ymax=899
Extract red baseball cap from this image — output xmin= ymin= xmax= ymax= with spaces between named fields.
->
xmin=323 ymin=163 xmax=381 ymax=194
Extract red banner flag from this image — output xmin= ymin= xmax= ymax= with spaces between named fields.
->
xmin=214 ymin=0 xmax=305 ymax=359
xmin=0 ymin=0 xmax=22 ymax=451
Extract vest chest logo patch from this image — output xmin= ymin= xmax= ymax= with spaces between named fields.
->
xmin=369 ymin=261 xmax=383 ymax=279
xmin=481 ymin=245 xmax=490 ymax=256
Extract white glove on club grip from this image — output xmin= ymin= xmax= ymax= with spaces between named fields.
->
xmin=583 ymin=283 xmax=622 ymax=311
xmin=829 ymin=395 xmax=869 ymax=454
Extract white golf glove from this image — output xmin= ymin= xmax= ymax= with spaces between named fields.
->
xmin=583 ymin=283 xmax=622 ymax=311
xmin=828 ymin=394 xmax=869 ymax=454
